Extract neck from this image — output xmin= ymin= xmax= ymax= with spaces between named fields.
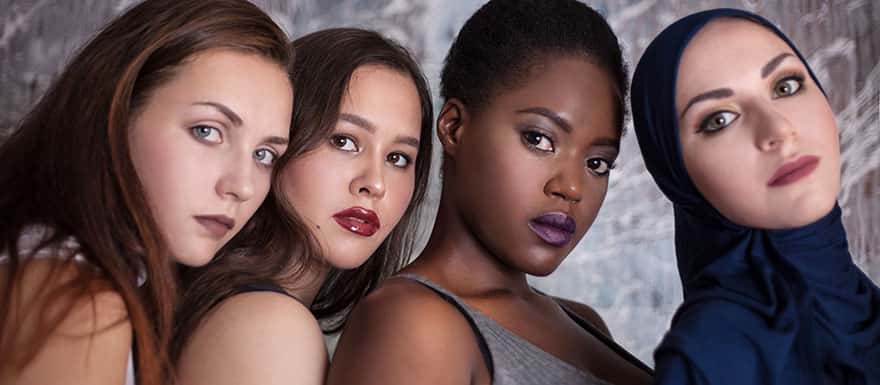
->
xmin=279 ymin=262 xmax=329 ymax=307
xmin=410 ymin=191 xmax=532 ymax=297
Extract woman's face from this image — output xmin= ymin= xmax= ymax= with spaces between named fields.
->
xmin=676 ymin=18 xmax=840 ymax=229
xmin=128 ymin=49 xmax=293 ymax=267
xmin=281 ymin=65 xmax=422 ymax=269
xmin=445 ymin=56 xmax=620 ymax=276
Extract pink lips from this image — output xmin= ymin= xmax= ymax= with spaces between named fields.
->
xmin=767 ymin=155 xmax=820 ymax=187
xmin=333 ymin=207 xmax=380 ymax=237
xmin=528 ymin=212 xmax=576 ymax=248
xmin=194 ymin=215 xmax=234 ymax=238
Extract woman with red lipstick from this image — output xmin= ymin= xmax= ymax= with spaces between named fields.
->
xmin=0 ymin=1 xmax=293 ymax=384
xmin=173 ymin=28 xmax=433 ymax=385
xmin=631 ymin=9 xmax=880 ymax=385
xmin=328 ymin=1 xmax=652 ymax=385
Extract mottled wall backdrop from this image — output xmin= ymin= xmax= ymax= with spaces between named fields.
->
xmin=1 ymin=0 xmax=878 ymax=364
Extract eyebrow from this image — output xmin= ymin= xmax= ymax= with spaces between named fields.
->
xmin=761 ymin=53 xmax=795 ymax=79
xmin=516 ymin=107 xmax=571 ymax=133
xmin=592 ymin=137 xmax=620 ymax=150
xmin=340 ymin=113 xmax=420 ymax=149
xmin=264 ymin=136 xmax=289 ymax=146
xmin=679 ymin=88 xmax=734 ymax=120
xmin=193 ymin=101 xmax=243 ymax=126
xmin=339 ymin=113 xmax=375 ymax=133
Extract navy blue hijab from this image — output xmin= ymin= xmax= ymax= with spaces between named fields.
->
xmin=631 ymin=8 xmax=880 ymax=385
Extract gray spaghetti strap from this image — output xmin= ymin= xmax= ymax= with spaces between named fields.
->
xmin=398 ymin=273 xmax=618 ymax=385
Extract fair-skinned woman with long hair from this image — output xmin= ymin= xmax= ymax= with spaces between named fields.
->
xmin=0 ymin=1 xmax=294 ymax=384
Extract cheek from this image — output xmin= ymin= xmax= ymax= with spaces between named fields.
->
xmin=795 ymin=95 xmax=840 ymax=157
xmin=682 ymin=136 xmax=760 ymax=216
xmin=281 ymin=159 xmax=327 ymax=213
xmin=130 ymin=132 xmax=187 ymax=214
xmin=242 ymin=172 xmax=272 ymax=215
xmin=383 ymin=173 xmax=416 ymax=227
xmin=281 ymin=151 xmax=358 ymax=227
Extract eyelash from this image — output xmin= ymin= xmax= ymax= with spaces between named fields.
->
xmin=330 ymin=135 xmax=359 ymax=152
xmin=586 ymin=158 xmax=615 ymax=177
xmin=521 ymin=130 xmax=555 ymax=152
xmin=386 ymin=153 xmax=412 ymax=169
xmin=191 ymin=125 xmax=222 ymax=143
xmin=772 ymin=72 xmax=805 ymax=99
xmin=253 ymin=148 xmax=278 ymax=167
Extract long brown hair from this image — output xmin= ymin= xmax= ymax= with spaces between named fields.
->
xmin=0 ymin=1 xmax=292 ymax=384
xmin=173 ymin=28 xmax=433 ymax=360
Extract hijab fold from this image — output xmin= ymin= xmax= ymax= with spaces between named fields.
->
xmin=631 ymin=8 xmax=880 ymax=385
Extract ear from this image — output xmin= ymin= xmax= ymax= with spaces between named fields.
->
xmin=436 ymin=98 xmax=469 ymax=158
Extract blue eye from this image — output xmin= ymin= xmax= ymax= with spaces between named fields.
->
xmin=586 ymin=158 xmax=614 ymax=176
xmin=191 ymin=125 xmax=222 ymax=143
xmin=254 ymin=148 xmax=277 ymax=166
xmin=522 ymin=131 xmax=554 ymax=152
xmin=330 ymin=135 xmax=358 ymax=152
xmin=387 ymin=152 xmax=411 ymax=168
xmin=773 ymin=76 xmax=803 ymax=98
xmin=698 ymin=111 xmax=740 ymax=134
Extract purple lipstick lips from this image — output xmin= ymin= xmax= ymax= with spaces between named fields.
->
xmin=528 ymin=212 xmax=576 ymax=248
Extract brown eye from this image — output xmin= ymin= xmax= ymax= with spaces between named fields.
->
xmin=330 ymin=135 xmax=357 ymax=152
xmin=585 ymin=158 xmax=613 ymax=176
xmin=386 ymin=152 xmax=411 ymax=168
xmin=522 ymin=131 xmax=554 ymax=152
xmin=773 ymin=77 xmax=803 ymax=98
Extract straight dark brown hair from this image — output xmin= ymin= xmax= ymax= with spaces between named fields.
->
xmin=0 ymin=1 xmax=292 ymax=384
xmin=173 ymin=28 xmax=434 ymax=361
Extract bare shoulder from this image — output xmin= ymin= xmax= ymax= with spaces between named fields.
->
xmin=327 ymin=277 xmax=485 ymax=385
xmin=554 ymin=296 xmax=612 ymax=338
xmin=345 ymin=276 xmax=479 ymax=345
xmin=177 ymin=291 xmax=326 ymax=385
xmin=1 ymin=260 xmax=132 ymax=385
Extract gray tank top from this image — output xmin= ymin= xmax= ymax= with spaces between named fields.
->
xmin=399 ymin=274 xmax=649 ymax=385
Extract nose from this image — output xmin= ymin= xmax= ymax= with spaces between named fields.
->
xmin=544 ymin=158 xmax=583 ymax=204
xmin=215 ymin=151 xmax=256 ymax=202
xmin=350 ymin=155 xmax=386 ymax=200
xmin=755 ymin=105 xmax=798 ymax=153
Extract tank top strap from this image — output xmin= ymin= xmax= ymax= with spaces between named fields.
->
xmin=234 ymin=281 xmax=306 ymax=306
xmin=550 ymin=296 xmax=654 ymax=375
xmin=396 ymin=273 xmax=495 ymax=379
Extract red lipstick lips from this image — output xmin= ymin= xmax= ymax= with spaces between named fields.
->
xmin=528 ymin=212 xmax=576 ymax=248
xmin=333 ymin=207 xmax=380 ymax=237
xmin=195 ymin=215 xmax=234 ymax=238
xmin=768 ymin=155 xmax=820 ymax=187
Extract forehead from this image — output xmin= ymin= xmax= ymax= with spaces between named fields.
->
xmin=677 ymin=18 xmax=797 ymax=90
xmin=340 ymin=64 xmax=422 ymax=136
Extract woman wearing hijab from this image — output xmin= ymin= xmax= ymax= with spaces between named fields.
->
xmin=631 ymin=8 xmax=880 ymax=385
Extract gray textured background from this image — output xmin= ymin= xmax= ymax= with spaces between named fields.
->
xmin=1 ymin=0 xmax=877 ymax=364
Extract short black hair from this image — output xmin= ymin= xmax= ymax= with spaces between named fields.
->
xmin=441 ymin=0 xmax=628 ymax=131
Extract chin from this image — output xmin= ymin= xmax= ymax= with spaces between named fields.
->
xmin=512 ymin=248 xmax=566 ymax=277
xmin=171 ymin=245 xmax=216 ymax=267
xmin=325 ymin=248 xmax=376 ymax=270
xmin=779 ymin=190 xmax=838 ymax=228
xmin=784 ymin=202 xmax=836 ymax=229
